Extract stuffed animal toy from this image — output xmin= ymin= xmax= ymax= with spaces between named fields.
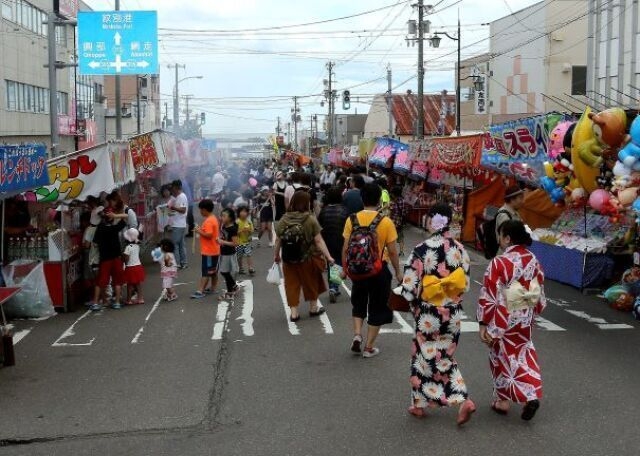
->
xmin=619 ymin=116 xmax=640 ymax=169
xmin=579 ymin=108 xmax=628 ymax=168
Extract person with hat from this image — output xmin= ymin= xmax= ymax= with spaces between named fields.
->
xmin=123 ymin=228 xmax=146 ymax=305
xmin=495 ymin=185 xmax=525 ymax=239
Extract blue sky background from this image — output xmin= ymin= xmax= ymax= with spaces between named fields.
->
xmin=85 ymin=0 xmax=542 ymax=135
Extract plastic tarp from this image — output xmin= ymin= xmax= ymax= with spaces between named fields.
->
xmin=1 ymin=260 xmax=55 ymax=318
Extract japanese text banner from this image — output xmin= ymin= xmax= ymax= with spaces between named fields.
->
xmin=0 ymin=145 xmax=50 ymax=193
xmin=20 ymin=145 xmax=115 ymax=203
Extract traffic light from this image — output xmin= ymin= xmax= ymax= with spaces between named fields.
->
xmin=342 ymin=90 xmax=351 ymax=110
xmin=200 ymin=112 xmax=206 ymax=124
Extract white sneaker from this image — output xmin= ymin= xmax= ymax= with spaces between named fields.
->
xmin=362 ymin=347 xmax=380 ymax=358
xmin=268 ymin=241 xmax=274 ymax=247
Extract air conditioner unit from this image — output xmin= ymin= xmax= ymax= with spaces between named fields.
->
xmin=561 ymin=63 xmax=571 ymax=73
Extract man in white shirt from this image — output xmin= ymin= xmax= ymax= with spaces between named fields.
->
xmin=320 ymin=165 xmax=336 ymax=190
xmin=211 ymin=167 xmax=225 ymax=199
xmin=168 ymin=179 xmax=189 ymax=269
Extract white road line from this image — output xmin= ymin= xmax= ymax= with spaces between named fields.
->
xmin=461 ymin=321 xmax=480 ymax=332
xmin=237 ymin=280 xmax=255 ymax=337
xmin=52 ymin=310 xmax=95 ymax=347
xmin=13 ymin=328 xmax=32 ymax=344
xmin=278 ymin=282 xmax=300 ymax=336
xmin=131 ymin=294 xmax=163 ymax=344
xmin=316 ymin=299 xmax=334 ymax=334
xmin=212 ymin=301 xmax=230 ymax=340
xmin=565 ymin=310 xmax=634 ymax=330
xmin=535 ymin=316 xmax=566 ymax=331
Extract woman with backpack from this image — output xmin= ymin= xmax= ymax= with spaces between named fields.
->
xmin=400 ymin=203 xmax=476 ymax=425
xmin=274 ymin=191 xmax=335 ymax=322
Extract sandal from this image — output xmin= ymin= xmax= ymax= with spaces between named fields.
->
xmin=408 ymin=406 xmax=427 ymax=418
xmin=491 ymin=400 xmax=509 ymax=415
xmin=309 ymin=308 xmax=326 ymax=317
xmin=290 ymin=314 xmax=301 ymax=322
xmin=521 ymin=400 xmax=540 ymax=421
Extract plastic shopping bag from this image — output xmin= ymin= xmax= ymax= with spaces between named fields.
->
xmin=2 ymin=260 xmax=55 ymax=319
xmin=329 ymin=264 xmax=343 ymax=285
xmin=266 ymin=263 xmax=282 ymax=285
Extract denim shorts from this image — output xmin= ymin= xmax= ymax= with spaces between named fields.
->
xmin=201 ymin=255 xmax=220 ymax=277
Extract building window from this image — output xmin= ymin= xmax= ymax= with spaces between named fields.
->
xmin=5 ymin=79 xmax=56 ymax=114
xmin=2 ymin=0 xmax=48 ymax=37
xmin=6 ymin=80 xmax=16 ymax=110
xmin=572 ymin=66 xmax=587 ymax=96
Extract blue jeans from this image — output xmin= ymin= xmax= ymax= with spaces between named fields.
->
xmin=171 ymin=227 xmax=187 ymax=267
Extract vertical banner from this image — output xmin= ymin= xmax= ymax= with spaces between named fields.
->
xmin=129 ymin=132 xmax=163 ymax=173
xmin=0 ymin=145 xmax=50 ymax=193
xmin=474 ymin=74 xmax=487 ymax=115
xmin=109 ymin=141 xmax=135 ymax=187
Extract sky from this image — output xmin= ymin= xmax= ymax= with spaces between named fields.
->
xmin=84 ymin=0 xmax=542 ymax=136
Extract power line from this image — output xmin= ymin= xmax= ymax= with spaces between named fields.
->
xmin=158 ymin=0 xmax=413 ymax=34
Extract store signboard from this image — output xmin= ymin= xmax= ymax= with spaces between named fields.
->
xmin=129 ymin=132 xmax=165 ymax=173
xmin=481 ymin=113 xmax=565 ymax=185
xmin=474 ymin=74 xmax=487 ymax=115
xmin=20 ymin=145 xmax=115 ymax=203
xmin=78 ymin=10 xmax=159 ymax=75
xmin=0 ymin=145 xmax=49 ymax=194
xmin=56 ymin=0 xmax=79 ymax=19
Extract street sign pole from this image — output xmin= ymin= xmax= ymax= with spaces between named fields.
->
xmin=47 ymin=11 xmax=59 ymax=155
xmin=115 ymin=0 xmax=122 ymax=139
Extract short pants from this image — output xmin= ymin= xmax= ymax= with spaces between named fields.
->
xmin=98 ymin=258 xmax=125 ymax=288
xmin=201 ymin=255 xmax=220 ymax=277
xmin=236 ymin=243 xmax=253 ymax=258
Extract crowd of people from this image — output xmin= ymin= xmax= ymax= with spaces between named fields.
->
xmin=80 ymin=157 xmax=546 ymax=426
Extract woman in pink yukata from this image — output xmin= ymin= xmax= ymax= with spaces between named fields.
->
xmin=477 ymin=220 xmax=546 ymax=421
xmin=401 ymin=203 xmax=476 ymax=426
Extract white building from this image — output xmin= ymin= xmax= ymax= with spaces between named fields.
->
xmin=488 ymin=0 xmax=589 ymax=123
xmin=587 ymin=0 xmax=640 ymax=109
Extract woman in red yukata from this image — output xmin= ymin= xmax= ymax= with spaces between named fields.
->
xmin=477 ymin=220 xmax=546 ymax=421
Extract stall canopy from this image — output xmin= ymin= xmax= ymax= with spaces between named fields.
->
xmin=16 ymin=130 xmax=169 ymax=203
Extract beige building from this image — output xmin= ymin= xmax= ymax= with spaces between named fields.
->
xmin=459 ymin=53 xmax=491 ymax=132
xmin=488 ymin=0 xmax=589 ymax=123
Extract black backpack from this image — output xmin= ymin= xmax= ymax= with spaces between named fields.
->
xmin=477 ymin=209 xmax=512 ymax=260
xmin=280 ymin=215 xmax=309 ymax=263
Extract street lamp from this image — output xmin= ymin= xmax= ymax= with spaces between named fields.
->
xmin=429 ymin=18 xmax=461 ymax=136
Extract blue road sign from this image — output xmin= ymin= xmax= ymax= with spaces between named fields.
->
xmin=78 ymin=10 xmax=158 ymax=75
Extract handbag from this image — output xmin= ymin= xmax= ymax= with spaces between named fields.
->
xmin=388 ymin=286 xmax=411 ymax=312
xmin=266 ymin=263 xmax=282 ymax=285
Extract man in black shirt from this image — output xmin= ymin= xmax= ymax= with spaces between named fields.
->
xmin=91 ymin=214 xmax=126 ymax=311
xmin=343 ymin=175 xmax=365 ymax=215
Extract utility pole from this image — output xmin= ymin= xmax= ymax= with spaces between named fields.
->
xmin=325 ymin=61 xmax=335 ymax=147
xmin=184 ymin=95 xmax=193 ymax=124
xmin=114 ymin=0 xmax=122 ymax=139
xmin=292 ymin=96 xmax=299 ymax=151
xmin=417 ymin=0 xmax=425 ymax=139
xmin=164 ymin=102 xmax=168 ymax=129
xmin=276 ymin=116 xmax=281 ymax=136
xmin=168 ymin=63 xmax=185 ymax=135
xmin=456 ymin=16 xmax=461 ymax=136
xmin=136 ymin=76 xmax=141 ymax=134
xmin=45 ymin=11 xmax=76 ymax=156
xmin=386 ymin=64 xmax=393 ymax=137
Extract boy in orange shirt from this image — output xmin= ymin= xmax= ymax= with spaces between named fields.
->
xmin=191 ymin=199 xmax=220 ymax=299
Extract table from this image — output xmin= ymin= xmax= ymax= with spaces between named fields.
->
xmin=529 ymin=241 xmax=614 ymax=289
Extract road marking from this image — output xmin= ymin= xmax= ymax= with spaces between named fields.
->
xmin=459 ymin=310 xmax=480 ymax=332
xmin=565 ymin=310 xmax=634 ymax=330
xmin=131 ymin=294 xmax=163 ymax=344
xmin=316 ymin=300 xmax=334 ymax=334
xmin=212 ymin=301 xmax=230 ymax=340
xmin=535 ymin=316 xmax=566 ymax=331
xmin=13 ymin=328 xmax=33 ymax=344
xmin=236 ymin=280 xmax=255 ymax=337
xmin=278 ymin=283 xmax=300 ymax=336
xmin=52 ymin=311 xmax=95 ymax=347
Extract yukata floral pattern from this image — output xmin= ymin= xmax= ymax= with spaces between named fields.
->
xmin=477 ymin=245 xmax=546 ymax=403
xmin=401 ymin=230 xmax=471 ymax=409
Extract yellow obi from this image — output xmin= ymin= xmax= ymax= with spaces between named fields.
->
xmin=420 ymin=267 xmax=467 ymax=306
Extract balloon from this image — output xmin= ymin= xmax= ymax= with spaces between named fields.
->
xmin=249 ymin=178 xmax=257 ymax=187
xmin=549 ymin=121 xmax=574 ymax=159
xmin=588 ymin=189 xmax=610 ymax=211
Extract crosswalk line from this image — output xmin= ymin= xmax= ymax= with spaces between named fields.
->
xmin=212 ymin=301 xmax=231 ymax=340
xmin=236 ymin=280 xmax=255 ymax=337
xmin=131 ymin=294 xmax=163 ymax=344
xmin=565 ymin=310 xmax=634 ymax=330
xmin=278 ymin=283 xmax=300 ymax=336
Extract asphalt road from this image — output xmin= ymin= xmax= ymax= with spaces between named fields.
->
xmin=0 ymin=226 xmax=639 ymax=456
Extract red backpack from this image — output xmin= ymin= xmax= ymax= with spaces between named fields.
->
xmin=345 ymin=212 xmax=384 ymax=280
